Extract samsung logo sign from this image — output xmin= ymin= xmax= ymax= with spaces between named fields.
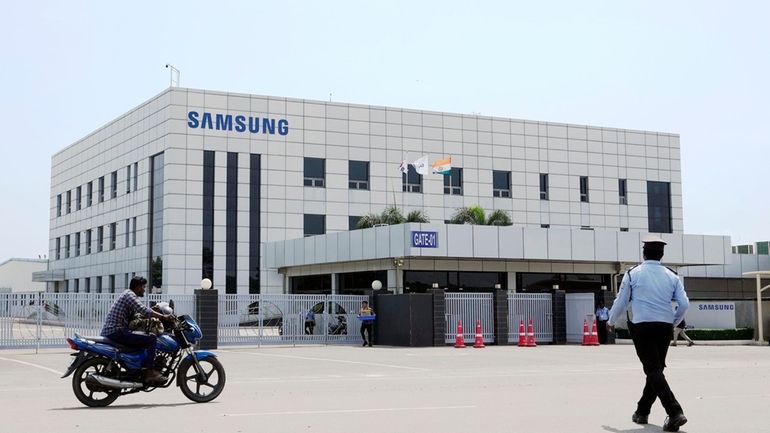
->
xmin=187 ymin=111 xmax=289 ymax=135
xmin=698 ymin=304 xmax=734 ymax=311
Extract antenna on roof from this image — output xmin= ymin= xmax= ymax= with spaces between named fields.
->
xmin=165 ymin=64 xmax=180 ymax=87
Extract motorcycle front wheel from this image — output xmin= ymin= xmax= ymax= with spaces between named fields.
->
xmin=72 ymin=357 xmax=120 ymax=407
xmin=177 ymin=357 xmax=226 ymax=403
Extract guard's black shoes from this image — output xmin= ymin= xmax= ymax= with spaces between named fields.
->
xmin=663 ymin=413 xmax=688 ymax=432
xmin=631 ymin=412 xmax=648 ymax=424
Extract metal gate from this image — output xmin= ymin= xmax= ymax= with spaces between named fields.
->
xmin=217 ymin=294 xmax=369 ymax=346
xmin=508 ymin=293 xmax=553 ymax=343
xmin=566 ymin=293 xmax=596 ymax=343
xmin=444 ymin=293 xmax=494 ymax=344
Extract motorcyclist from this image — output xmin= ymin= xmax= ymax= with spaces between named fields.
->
xmin=100 ymin=276 xmax=174 ymax=383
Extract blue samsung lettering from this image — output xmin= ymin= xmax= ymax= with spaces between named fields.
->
xmin=201 ymin=112 xmax=213 ymax=129
xmin=187 ymin=111 xmax=200 ymax=128
xmin=215 ymin=114 xmax=233 ymax=131
xmin=263 ymin=118 xmax=275 ymax=134
xmin=278 ymin=119 xmax=289 ymax=135
xmin=234 ymin=115 xmax=246 ymax=132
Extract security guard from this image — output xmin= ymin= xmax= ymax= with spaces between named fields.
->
xmin=608 ymin=235 xmax=689 ymax=432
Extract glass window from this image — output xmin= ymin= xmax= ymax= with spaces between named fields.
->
xmin=349 ymin=216 xmax=362 ymax=230
xmin=539 ymin=173 xmax=549 ymax=200
xmin=76 ymin=186 xmax=81 ymax=210
xmin=443 ymin=168 xmax=463 ymax=195
xmin=619 ymin=178 xmax=627 ymax=205
xmin=110 ymin=222 xmax=116 ymax=250
xmin=98 ymin=176 xmax=105 ymax=203
xmin=249 ymin=153 xmax=261 ymax=294
xmin=86 ymin=229 xmax=92 ymax=254
xmin=97 ymin=226 xmax=104 ymax=252
xmin=74 ymin=279 xmax=79 ymax=293
xmin=226 ymin=152 xmax=237 ymax=294
xmin=55 ymin=237 xmax=60 ymax=260
xmin=493 ymin=170 xmax=511 ymax=198
xmin=580 ymin=176 xmax=589 ymax=202
xmin=620 ymin=227 xmax=629 ymax=232
xmin=125 ymin=219 xmax=130 ymax=248
xmin=150 ymin=152 xmax=165 ymax=291
xmin=56 ymin=194 xmax=61 ymax=217
xmin=75 ymin=232 xmax=80 ymax=256
xmin=109 ymin=275 xmax=115 ymax=294
xmin=304 ymin=214 xmax=325 ymax=237
xmin=647 ymin=181 xmax=672 ymax=233
xmin=348 ymin=161 xmax=369 ymax=190
xmin=85 ymin=277 xmax=90 ymax=293
xmin=203 ymin=151 xmax=215 ymax=282
xmin=304 ymin=158 xmax=325 ymax=187
xmin=126 ymin=165 xmax=131 ymax=193
xmin=96 ymin=276 xmax=102 ymax=293
xmin=111 ymin=171 xmax=118 ymax=198
xmin=66 ymin=190 xmax=71 ymax=214
xmin=133 ymin=162 xmax=138 ymax=192
xmin=402 ymin=164 xmax=422 ymax=193
xmin=86 ymin=181 xmax=93 ymax=207
xmin=290 ymin=274 xmax=332 ymax=294
xmin=132 ymin=217 xmax=137 ymax=246
xmin=541 ymin=224 xmax=550 ymax=228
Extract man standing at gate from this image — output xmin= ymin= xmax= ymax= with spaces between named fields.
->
xmin=595 ymin=301 xmax=610 ymax=344
xmin=607 ymin=235 xmax=690 ymax=432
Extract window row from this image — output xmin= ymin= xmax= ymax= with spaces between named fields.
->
xmin=56 ymin=272 xmax=136 ymax=294
xmin=56 ymin=163 xmax=139 ymax=217
xmin=54 ymin=217 xmax=137 ymax=260
xmin=303 ymin=157 xmax=631 ymax=203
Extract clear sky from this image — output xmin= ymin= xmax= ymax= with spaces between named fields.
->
xmin=1 ymin=1 xmax=768 ymax=261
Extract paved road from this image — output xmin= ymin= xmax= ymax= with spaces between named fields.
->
xmin=0 ymin=344 xmax=768 ymax=433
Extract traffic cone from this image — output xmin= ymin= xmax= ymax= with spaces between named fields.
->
xmin=517 ymin=320 xmax=527 ymax=347
xmin=581 ymin=319 xmax=590 ymax=345
xmin=473 ymin=320 xmax=485 ymax=348
xmin=589 ymin=320 xmax=600 ymax=346
xmin=526 ymin=319 xmax=537 ymax=347
xmin=454 ymin=320 xmax=465 ymax=348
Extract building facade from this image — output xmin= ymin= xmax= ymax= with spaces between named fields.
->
xmin=46 ymin=87 xmax=717 ymax=295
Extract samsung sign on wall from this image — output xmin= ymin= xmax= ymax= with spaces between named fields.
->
xmin=187 ymin=111 xmax=289 ymax=135
xmin=412 ymin=231 xmax=438 ymax=248
xmin=685 ymin=302 xmax=736 ymax=329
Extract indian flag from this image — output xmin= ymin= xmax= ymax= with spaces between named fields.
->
xmin=432 ymin=157 xmax=452 ymax=175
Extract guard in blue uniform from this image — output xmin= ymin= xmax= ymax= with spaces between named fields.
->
xmin=608 ymin=235 xmax=689 ymax=432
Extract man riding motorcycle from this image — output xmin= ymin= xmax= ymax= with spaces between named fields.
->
xmin=100 ymin=276 xmax=174 ymax=383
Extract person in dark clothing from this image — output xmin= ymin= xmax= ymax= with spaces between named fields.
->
xmin=672 ymin=317 xmax=694 ymax=347
xmin=100 ymin=276 xmax=174 ymax=383
xmin=359 ymin=301 xmax=374 ymax=347
xmin=595 ymin=301 xmax=610 ymax=344
xmin=607 ymin=235 xmax=690 ymax=432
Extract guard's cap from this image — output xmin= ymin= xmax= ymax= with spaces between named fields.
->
xmin=641 ymin=234 xmax=667 ymax=246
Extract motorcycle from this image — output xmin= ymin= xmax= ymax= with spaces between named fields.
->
xmin=61 ymin=309 xmax=225 ymax=407
xmin=328 ymin=315 xmax=347 ymax=335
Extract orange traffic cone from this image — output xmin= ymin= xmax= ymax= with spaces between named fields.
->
xmin=581 ymin=319 xmax=590 ymax=346
xmin=454 ymin=320 xmax=466 ymax=348
xmin=473 ymin=320 xmax=485 ymax=348
xmin=589 ymin=320 xmax=600 ymax=346
xmin=517 ymin=320 xmax=527 ymax=347
xmin=526 ymin=319 xmax=537 ymax=347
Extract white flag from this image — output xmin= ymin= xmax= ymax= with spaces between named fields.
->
xmin=398 ymin=160 xmax=408 ymax=174
xmin=413 ymin=155 xmax=429 ymax=176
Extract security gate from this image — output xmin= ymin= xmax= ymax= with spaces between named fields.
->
xmin=508 ymin=293 xmax=553 ymax=343
xmin=444 ymin=293 xmax=494 ymax=344
xmin=566 ymin=293 xmax=596 ymax=343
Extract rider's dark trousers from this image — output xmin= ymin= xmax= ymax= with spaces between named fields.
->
xmin=106 ymin=329 xmax=158 ymax=368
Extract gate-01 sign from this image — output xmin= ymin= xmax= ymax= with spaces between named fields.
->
xmin=411 ymin=231 xmax=438 ymax=248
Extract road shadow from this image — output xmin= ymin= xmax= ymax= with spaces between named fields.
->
xmin=51 ymin=401 xmax=209 ymax=410
xmin=602 ymin=425 xmax=687 ymax=433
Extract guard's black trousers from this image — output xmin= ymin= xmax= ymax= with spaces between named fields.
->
xmin=630 ymin=322 xmax=684 ymax=417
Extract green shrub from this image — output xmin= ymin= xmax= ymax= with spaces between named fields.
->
xmin=615 ymin=327 xmax=754 ymax=340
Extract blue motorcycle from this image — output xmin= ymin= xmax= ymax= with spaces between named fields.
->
xmin=62 ymin=313 xmax=225 ymax=407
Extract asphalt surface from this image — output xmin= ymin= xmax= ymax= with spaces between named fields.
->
xmin=0 ymin=344 xmax=768 ymax=433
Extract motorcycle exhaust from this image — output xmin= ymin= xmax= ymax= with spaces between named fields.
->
xmin=86 ymin=374 xmax=143 ymax=389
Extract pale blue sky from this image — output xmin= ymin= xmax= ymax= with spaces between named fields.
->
xmin=1 ymin=1 xmax=768 ymax=261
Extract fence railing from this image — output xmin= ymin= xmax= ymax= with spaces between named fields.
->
xmin=444 ymin=292 xmax=495 ymax=344
xmin=508 ymin=293 xmax=553 ymax=343
xmin=0 ymin=292 xmax=368 ymax=350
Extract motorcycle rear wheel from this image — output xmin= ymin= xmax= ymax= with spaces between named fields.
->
xmin=72 ymin=357 xmax=120 ymax=407
xmin=178 ymin=357 xmax=226 ymax=403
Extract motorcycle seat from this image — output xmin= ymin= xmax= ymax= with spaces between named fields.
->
xmin=81 ymin=336 xmax=133 ymax=352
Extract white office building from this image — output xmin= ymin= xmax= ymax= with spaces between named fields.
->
xmin=40 ymin=87 xmax=731 ymax=295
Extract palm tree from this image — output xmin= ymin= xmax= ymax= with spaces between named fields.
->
xmin=449 ymin=205 xmax=512 ymax=226
xmin=356 ymin=207 xmax=431 ymax=229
